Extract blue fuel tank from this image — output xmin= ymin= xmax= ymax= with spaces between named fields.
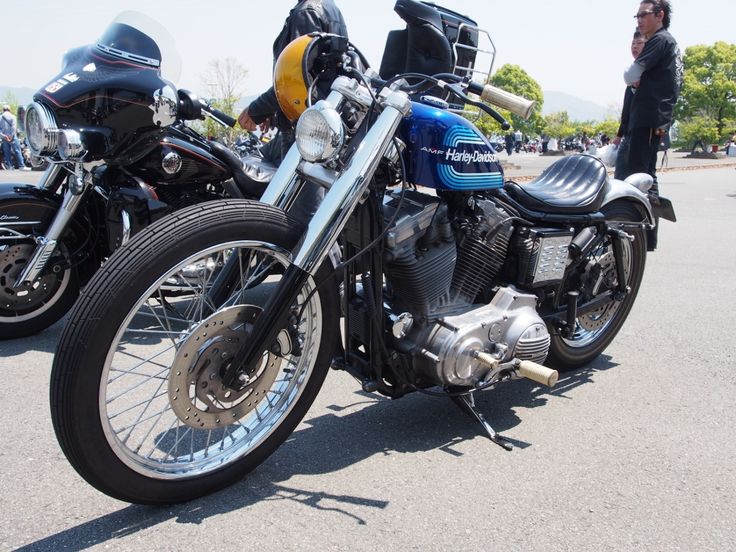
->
xmin=399 ymin=101 xmax=504 ymax=191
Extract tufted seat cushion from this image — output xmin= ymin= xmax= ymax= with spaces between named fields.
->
xmin=504 ymin=154 xmax=608 ymax=214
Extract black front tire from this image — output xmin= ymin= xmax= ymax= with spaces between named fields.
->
xmin=50 ymin=200 xmax=340 ymax=504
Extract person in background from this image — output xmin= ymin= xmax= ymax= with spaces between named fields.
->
xmin=621 ymin=1 xmax=681 ymax=185
xmin=613 ymin=30 xmax=647 ymax=180
xmin=0 ymin=105 xmax=30 ymax=170
xmin=237 ymin=0 xmax=347 ymax=164
xmin=513 ymin=128 xmax=523 ymax=153
xmin=504 ymin=132 xmax=514 ymax=156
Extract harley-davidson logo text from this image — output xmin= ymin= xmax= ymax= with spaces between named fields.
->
xmin=443 ymin=149 xmax=496 ymax=163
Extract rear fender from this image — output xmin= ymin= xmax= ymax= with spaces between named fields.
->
xmin=601 ymin=179 xmax=656 ymax=225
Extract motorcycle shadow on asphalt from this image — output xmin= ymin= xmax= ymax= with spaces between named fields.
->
xmin=18 ymin=356 xmax=617 ymax=551
xmin=0 ymin=318 xmax=66 ymax=357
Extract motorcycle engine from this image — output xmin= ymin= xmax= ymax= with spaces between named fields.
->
xmin=382 ymin=190 xmax=551 ymax=387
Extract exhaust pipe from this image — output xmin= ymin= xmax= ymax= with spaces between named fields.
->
xmin=517 ymin=360 xmax=558 ymax=388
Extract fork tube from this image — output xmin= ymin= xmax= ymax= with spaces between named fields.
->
xmin=260 ymin=90 xmax=348 ymax=209
xmin=292 ymin=94 xmax=410 ymax=274
xmin=13 ymin=182 xmax=89 ymax=287
xmin=227 ymin=91 xmax=411 ymax=382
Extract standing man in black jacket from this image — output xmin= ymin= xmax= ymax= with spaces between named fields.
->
xmin=622 ymin=0 xmax=682 ymax=182
xmin=237 ymin=0 xmax=348 ymax=164
xmin=622 ymin=0 xmax=682 ymax=250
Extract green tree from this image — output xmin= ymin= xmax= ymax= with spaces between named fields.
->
xmin=594 ymin=118 xmax=620 ymax=139
xmin=542 ymin=111 xmax=575 ymax=141
xmin=573 ymin=120 xmax=596 ymax=138
xmin=1 ymin=92 xmax=19 ymax=114
xmin=488 ymin=64 xmax=544 ymax=137
xmin=199 ymin=57 xmax=248 ymax=143
xmin=677 ymin=116 xmax=720 ymax=150
xmin=676 ymin=42 xmax=736 ymax=142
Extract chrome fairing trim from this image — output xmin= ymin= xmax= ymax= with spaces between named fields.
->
xmin=95 ymin=43 xmax=160 ymax=67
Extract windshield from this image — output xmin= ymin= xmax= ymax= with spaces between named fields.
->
xmin=95 ymin=11 xmax=181 ymax=84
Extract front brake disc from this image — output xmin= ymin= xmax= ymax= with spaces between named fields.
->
xmin=168 ymin=305 xmax=281 ymax=430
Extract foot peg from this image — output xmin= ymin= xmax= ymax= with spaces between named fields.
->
xmin=516 ymin=360 xmax=558 ymax=387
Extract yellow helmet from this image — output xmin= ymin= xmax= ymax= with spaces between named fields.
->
xmin=274 ymin=34 xmax=344 ymax=122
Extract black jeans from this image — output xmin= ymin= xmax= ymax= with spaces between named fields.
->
xmin=625 ymin=127 xmax=661 ymax=185
xmin=625 ymin=127 xmax=662 ymax=251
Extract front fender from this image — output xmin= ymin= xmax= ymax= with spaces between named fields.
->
xmin=0 ymin=183 xmax=61 ymax=240
xmin=601 ymin=178 xmax=655 ymax=225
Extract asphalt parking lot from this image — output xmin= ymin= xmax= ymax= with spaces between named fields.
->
xmin=1 ymin=160 xmax=735 ymax=551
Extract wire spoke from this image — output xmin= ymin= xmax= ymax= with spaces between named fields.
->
xmin=106 ymin=365 xmax=170 ymax=404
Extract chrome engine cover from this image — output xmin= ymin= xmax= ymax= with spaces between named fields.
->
xmin=414 ymin=286 xmax=550 ymax=387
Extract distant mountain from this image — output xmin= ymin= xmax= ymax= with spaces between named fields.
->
xmin=542 ymin=90 xmax=614 ymax=122
xmin=0 ymin=86 xmax=36 ymax=106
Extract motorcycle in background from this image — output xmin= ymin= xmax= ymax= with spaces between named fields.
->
xmin=50 ymin=0 xmax=676 ymax=504
xmin=0 ymin=12 xmax=268 ymax=339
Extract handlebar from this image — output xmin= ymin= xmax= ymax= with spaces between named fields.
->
xmin=466 ymin=82 xmax=536 ymax=121
xmin=201 ymin=103 xmax=237 ymax=128
xmin=177 ymin=89 xmax=237 ymax=128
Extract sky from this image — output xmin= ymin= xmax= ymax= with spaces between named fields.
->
xmin=3 ymin=0 xmax=734 ymax=111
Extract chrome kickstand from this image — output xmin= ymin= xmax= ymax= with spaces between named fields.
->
xmin=451 ymin=393 xmax=513 ymax=451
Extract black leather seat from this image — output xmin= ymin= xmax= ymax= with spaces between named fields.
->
xmin=504 ymin=154 xmax=608 ymax=214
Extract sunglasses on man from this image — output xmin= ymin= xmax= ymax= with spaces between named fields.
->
xmin=634 ymin=9 xmax=660 ymax=19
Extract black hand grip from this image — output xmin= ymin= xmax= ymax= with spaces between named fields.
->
xmin=201 ymin=102 xmax=237 ymax=128
xmin=466 ymin=81 xmax=484 ymax=96
xmin=463 ymin=82 xmax=510 ymax=130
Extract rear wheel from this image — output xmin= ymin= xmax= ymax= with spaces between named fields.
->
xmin=546 ymin=201 xmax=647 ymax=370
xmin=50 ymin=200 xmax=339 ymax=504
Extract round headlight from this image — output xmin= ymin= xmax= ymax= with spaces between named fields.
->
xmin=295 ymin=101 xmax=344 ymax=163
xmin=58 ymin=129 xmax=87 ymax=161
xmin=24 ymin=102 xmax=59 ymax=156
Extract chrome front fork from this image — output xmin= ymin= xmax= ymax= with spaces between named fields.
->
xmin=262 ymin=82 xmax=412 ymax=275
xmin=225 ymin=80 xmax=412 ymax=382
xmin=13 ymin=164 xmax=89 ymax=287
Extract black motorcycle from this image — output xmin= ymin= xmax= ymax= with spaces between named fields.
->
xmin=0 ymin=13 xmax=266 ymax=339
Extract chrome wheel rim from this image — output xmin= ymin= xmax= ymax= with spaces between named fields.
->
xmin=99 ymin=240 xmax=323 ymax=479
xmin=563 ymin=238 xmax=632 ymax=349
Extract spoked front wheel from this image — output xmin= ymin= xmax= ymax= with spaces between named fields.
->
xmin=50 ymin=200 xmax=339 ymax=504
